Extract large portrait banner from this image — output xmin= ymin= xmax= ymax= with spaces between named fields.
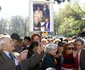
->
xmin=29 ymin=0 xmax=54 ymax=32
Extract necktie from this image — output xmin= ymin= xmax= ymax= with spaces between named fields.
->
xmin=9 ymin=53 xmax=14 ymax=60
xmin=74 ymin=52 xmax=79 ymax=70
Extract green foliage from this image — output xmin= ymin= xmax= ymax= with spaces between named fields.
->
xmin=58 ymin=16 xmax=79 ymax=37
xmin=54 ymin=2 xmax=85 ymax=37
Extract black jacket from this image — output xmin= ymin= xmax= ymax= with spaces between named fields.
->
xmin=42 ymin=54 xmax=56 ymax=70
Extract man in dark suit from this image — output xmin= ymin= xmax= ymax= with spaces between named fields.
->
xmin=11 ymin=33 xmax=22 ymax=52
xmin=42 ymin=18 xmax=50 ymax=31
xmin=43 ymin=3 xmax=50 ymax=21
xmin=0 ymin=37 xmax=43 ymax=70
xmin=74 ymin=38 xmax=85 ymax=70
xmin=19 ymin=36 xmax=31 ymax=53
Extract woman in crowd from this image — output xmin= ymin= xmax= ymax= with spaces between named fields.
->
xmin=31 ymin=34 xmax=41 ymax=43
xmin=56 ymin=42 xmax=64 ymax=70
xmin=61 ymin=43 xmax=74 ymax=70
xmin=42 ymin=43 xmax=57 ymax=70
xmin=27 ymin=41 xmax=39 ymax=58
xmin=27 ymin=41 xmax=41 ymax=70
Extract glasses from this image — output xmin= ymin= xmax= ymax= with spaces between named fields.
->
xmin=67 ymin=47 xmax=74 ymax=50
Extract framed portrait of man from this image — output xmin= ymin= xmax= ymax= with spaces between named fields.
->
xmin=29 ymin=0 xmax=54 ymax=32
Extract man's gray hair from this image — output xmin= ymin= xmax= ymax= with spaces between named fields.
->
xmin=44 ymin=43 xmax=57 ymax=53
xmin=74 ymin=38 xmax=84 ymax=45
xmin=0 ymin=37 xmax=11 ymax=50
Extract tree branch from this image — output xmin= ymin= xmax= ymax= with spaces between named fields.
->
xmin=77 ymin=3 xmax=85 ymax=14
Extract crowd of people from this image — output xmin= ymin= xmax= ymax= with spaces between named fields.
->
xmin=0 ymin=32 xmax=85 ymax=70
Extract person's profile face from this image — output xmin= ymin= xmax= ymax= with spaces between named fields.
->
xmin=6 ymin=39 xmax=15 ymax=52
xmin=12 ymin=39 xmax=18 ymax=46
xmin=33 ymin=46 xmax=38 ymax=52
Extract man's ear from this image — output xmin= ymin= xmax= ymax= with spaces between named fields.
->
xmin=1 ymin=43 xmax=6 ymax=50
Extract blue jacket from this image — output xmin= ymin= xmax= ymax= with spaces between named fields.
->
xmin=42 ymin=22 xmax=50 ymax=31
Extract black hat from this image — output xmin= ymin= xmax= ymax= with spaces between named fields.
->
xmin=58 ymin=42 xmax=64 ymax=47
xmin=11 ymin=33 xmax=21 ymax=42
xmin=80 ymin=32 xmax=85 ymax=37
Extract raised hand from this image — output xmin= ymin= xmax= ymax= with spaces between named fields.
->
xmin=16 ymin=50 xmax=28 ymax=62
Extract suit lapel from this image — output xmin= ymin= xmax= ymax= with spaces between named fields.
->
xmin=80 ymin=49 xmax=83 ymax=69
xmin=0 ymin=50 xmax=10 ymax=62
xmin=80 ymin=49 xmax=85 ymax=59
xmin=80 ymin=49 xmax=85 ymax=69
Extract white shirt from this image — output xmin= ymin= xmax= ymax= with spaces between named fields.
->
xmin=46 ymin=22 xmax=49 ymax=29
xmin=3 ymin=51 xmax=18 ymax=66
xmin=27 ymin=44 xmax=30 ymax=47
xmin=78 ymin=50 xmax=81 ymax=70
xmin=43 ymin=8 xmax=46 ymax=11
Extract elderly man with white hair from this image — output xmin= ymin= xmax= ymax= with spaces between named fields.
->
xmin=42 ymin=43 xmax=57 ymax=70
xmin=0 ymin=37 xmax=43 ymax=70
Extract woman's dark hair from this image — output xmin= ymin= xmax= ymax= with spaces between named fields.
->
xmin=24 ymin=36 xmax=30 ymax=41
xmin=29 ymin=41 xmax=39 ymax=50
